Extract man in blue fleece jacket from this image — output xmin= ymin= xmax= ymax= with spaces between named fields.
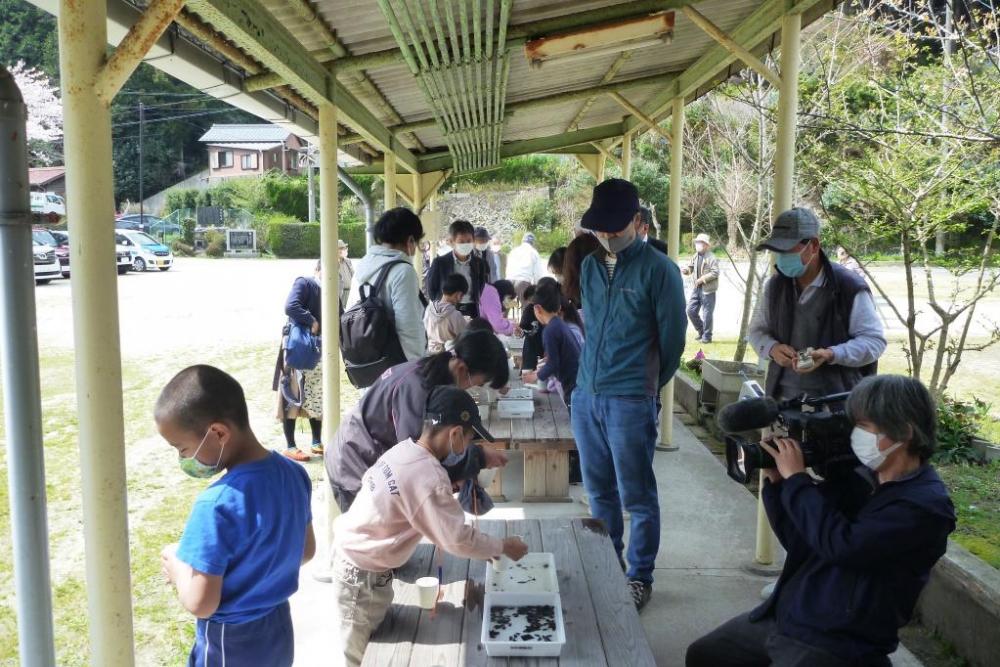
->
xmin=687 ymin=375 xmax=955 ymax=666
xmin=572 ymin=178 xmax=686 ymax=611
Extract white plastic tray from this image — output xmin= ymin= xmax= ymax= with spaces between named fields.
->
xmin=481 ymin=592 xmax=566 ymax=658
xmin=486 ymin=552 xmax=559 ymax=593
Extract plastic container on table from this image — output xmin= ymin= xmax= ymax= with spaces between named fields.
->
xmin=497 ymin=387 xmax=534 ymax=418
xmin=486 ymin=552 xmax=559 ymax=593
xmin=481 ymin=591 xmax=566 ymax=658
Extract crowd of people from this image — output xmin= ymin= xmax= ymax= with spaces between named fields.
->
xmin=157 ymin=178 xmax=956 ymax=667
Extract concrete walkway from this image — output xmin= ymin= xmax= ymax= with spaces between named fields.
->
xmin=290 ymin=414 xmax=923 ymax=666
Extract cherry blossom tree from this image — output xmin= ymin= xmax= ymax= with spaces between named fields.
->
xmin=9 ymin=60 xmax=62 ymax=164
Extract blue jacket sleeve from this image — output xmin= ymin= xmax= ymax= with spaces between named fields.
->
xmin=285 ymin=277 xmax=317 ymax=328
xmin=779 ymin=472 xmax=951 ymax=568
xmin=654 ymin=259 xmax=687 ymax=388
xmin=537 ymin=324 xmax=560 ymax=382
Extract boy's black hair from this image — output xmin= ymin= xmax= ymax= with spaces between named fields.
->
xmin=492 ymin=279 xmax=517 ymax=301
xmin=374 ymin=207 xmax=424 ymax=246
xmin=442 ymin=272 xmax=469 ymax=297
xmin=418 ymin=329 xmax=509 ymax=389
xmin=522 ymin=285 xmax=537 ymax=301
xmin=532 ymin=281 xmax=562 ymax=314
xmin=155 ymin=365 xmax=250 ymax=434
xmin=466 ymin=317 xmax=493 ymax=334
xmin=448 ymin=219 xmax=475 ymax=238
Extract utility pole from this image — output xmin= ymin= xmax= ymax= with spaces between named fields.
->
xmin=138 ymin=101 xmax=145 ymax=230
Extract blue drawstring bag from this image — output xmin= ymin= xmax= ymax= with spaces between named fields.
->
xmin=285 ymin=323 xmax=321 ymax=370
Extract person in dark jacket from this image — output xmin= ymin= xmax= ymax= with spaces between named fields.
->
xmin=637 ymin=205 xmax=669 ymax=256
xmin=749 ymin=208 xmax=886 ymax=400
xmin=325 ymin=329 xmax=511 ymax=513
xmin=475 ymin=226 xmax=501 ymax=283
xmin=687 ymin=375 xmax=955 ymax=667
xmin=573 ymin=179 xmax=686 ymax=612
xmin=426 ymin=219 xmax=490 ymax=317
xmin=272 ymin=260 xmax=324 ymax=461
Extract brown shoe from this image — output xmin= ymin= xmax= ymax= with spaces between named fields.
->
xmin=282 ymin=447 xmax=311 ymax=462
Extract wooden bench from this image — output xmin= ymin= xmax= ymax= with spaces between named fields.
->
xmin=484 ymin=383 xmax=576 ymax=502
xmin=360 ymin=518 xmax=657 ymax=666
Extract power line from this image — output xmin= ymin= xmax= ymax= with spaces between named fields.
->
xmin=112 ymin=108 xmax=234 ymax=129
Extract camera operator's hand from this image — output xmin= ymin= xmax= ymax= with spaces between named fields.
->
xmin=760 ymin=438 xmax=807 ymax=479
xmin=770 ymin=343 xmax=797 ymax=368
xmin=762 ymin=468 xmax=783 ymax=485
xmin=793 ymin=347 xmax=834 ymax=374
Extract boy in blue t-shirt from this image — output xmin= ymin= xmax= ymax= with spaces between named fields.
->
xmin=156 ymin=365 xmax=315 ymax=667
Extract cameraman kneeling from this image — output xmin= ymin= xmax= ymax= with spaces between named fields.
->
xmin=687 ymin=375 xmax=955 ymax=667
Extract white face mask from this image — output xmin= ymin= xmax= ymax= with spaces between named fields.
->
xmin=475 ymin=242 xmax=489 ymax=252
xmin=850 ymin=427 xmax=904 ymax=471
xmin=454 ymin=243 xmax=474 ymax=257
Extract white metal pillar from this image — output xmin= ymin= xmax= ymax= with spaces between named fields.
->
xmin=383 ymin=152 xmax=397 ymax=211
xmin=621 ymin=132 xmax=632 ymax=181
xmin=411 ymin=172 xmax=426 ymax=286
xmin=58 ymin=0 xmax=136 ymax=662
xmin=658 ymin=97 xmax=684 ymax=451
xmin=317 ymin=103 xmax=342 ymax=576
xmin=755 ymin=10 xmax=802 ymax=568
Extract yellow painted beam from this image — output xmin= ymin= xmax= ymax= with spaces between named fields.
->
xmin=94 ymin=0 xmax=187 ymax=105
xmin=608 ymin=91 xmax=672 ymax=144
xmin=682 ymin=5 xmax=781 ymax=89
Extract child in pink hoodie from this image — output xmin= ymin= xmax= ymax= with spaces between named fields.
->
xmin=331 ymin=386 xmax=528 ymax=666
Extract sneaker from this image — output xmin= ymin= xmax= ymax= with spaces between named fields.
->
xmin=700 ymin=336 xmax=713 ymax=343
xmin=282 ymin=447 xmax=311 ymax=462
xmin=311 ymin=442 xmax=324 ymax=456
xmin=629 ymin=580 xmax=652 ymax=612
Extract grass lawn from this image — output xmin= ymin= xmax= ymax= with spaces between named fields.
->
xmin=0 ymin=344 xmax=358 ymax=665
xmin=679 ymin=332 xmax=1000 ymax=569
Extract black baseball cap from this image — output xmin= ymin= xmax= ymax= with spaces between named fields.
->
xmin=581 ymin=178 xmax=640 ymax=233
xmin=757 ymin=207 xmax=822 ymax=252
xmin=425 ymin=386 xmax=494 ymax=442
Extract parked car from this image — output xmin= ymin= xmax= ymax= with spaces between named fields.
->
xmin=115 ymin=214 xmax=162 ymax=232
xmin=146 ymin=220 xmax=183 ymax=237
xmin=30 ymin=191 xmax=66 ymax=217
xmin=35 ymin=228 xmax=70 ymax=278
xmin=31 ymin=238 xmax=61 ymax=284
xmin=115 ymin=230 xmax=173 ymax=271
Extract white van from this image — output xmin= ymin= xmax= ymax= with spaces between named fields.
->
xmin=30 ymin=191 xmax=66 ymax=217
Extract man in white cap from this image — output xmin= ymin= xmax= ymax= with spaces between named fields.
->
xmin=505 ymin=231 xmax=545 ymax=300
xmin=681 ymin=233 xmax=719 ymax=343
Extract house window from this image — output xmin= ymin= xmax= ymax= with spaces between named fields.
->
xmin=216 ymin=150 xmax=233 ymax=168
xmin=241 ymin=153 xmax=259 ymax=170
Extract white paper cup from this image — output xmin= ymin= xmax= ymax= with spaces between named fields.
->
xmin=416 ymin=576 xmax=439 ymax=610
xmin=478 ymin=467 xmax=497 ymax=488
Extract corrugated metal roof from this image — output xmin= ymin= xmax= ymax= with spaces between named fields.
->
xmin=203 ymin=142 xmax=284 ymax=150
xmin=28 ymin=167 xmax=67 ymax=186
xmin=173 ymin=1 xmax=841 ymax=169
xmin=198 ymin=124 xmax=298 ymax=143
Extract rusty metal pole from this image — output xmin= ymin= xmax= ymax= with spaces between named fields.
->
xmin=58 ymin=0 xmax=136 ymax=661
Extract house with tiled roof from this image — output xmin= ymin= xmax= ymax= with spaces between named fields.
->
xmin=28 ymin=166 xmax=67 ymax=198
xmin=199 ymin=124 xmax=304 ymax=180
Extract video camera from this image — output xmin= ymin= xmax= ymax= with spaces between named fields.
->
xmin=717 ymin=382 xmax=856 ymax=484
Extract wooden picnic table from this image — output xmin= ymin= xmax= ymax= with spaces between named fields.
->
xmin=360 ymin=517 xmax=656 ymax=667
xmin=481 ymin=380 xmax=576 ymax=503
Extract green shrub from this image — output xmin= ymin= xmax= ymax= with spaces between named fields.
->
xmin=935 ymin=395 xmax=991 ymax=464
xmin=165 ymin=188 xmax=199 ymax=212
xmin=511 ymin=227 xmax=571 ymax=255
xmin=181 ymin=217 xmax=196 ymax=245
xmin=339 ymin=223 xmax=367 ymax=255
xmin=512 ymin=194 xmax=559 ymax=233
xmin=261 ymin=172 xmax=309 ymax=220
xmin=171 ymin=240 xmax=195 ymax=257
xmin=266 ymin=219 xmax=320 ymax=258
xmin=203 ymin=229 xmax=226 ymax=258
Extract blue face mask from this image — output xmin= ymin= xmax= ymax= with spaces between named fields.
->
xmin=776 ymin=246 xmax=810 ymax=278
xmin=442 ymin=431 xmax=465 ymax=466
xmin=179 ymin=428 xmax=225 ymax=478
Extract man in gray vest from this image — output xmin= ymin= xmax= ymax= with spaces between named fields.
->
xmin=749 ymin=208 xmax=886 ymax=400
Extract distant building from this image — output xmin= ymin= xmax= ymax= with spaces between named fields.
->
xmin=199 ymin=124 xmax=304 ymax=180
xmin=28 ymin=166 xmax=67 ymax=197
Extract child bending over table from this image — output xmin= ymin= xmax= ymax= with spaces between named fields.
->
xmin=331 ymin=386 xmax=528 ymax=667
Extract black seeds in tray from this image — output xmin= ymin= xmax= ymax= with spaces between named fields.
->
xmin=488 ymin=605 xmax=557 ymax=641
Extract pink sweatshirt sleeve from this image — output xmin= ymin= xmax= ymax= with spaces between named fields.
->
xmin=409 ymin=486 xmax=504 ymax=561
xmin=480 ymin=284 xmax=514 ymax=335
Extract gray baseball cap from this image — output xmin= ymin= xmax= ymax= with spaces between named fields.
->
xmin=757 ymin=207 xmax=821 ymax=252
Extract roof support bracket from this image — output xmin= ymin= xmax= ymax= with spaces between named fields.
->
xmin=94 ymin=0 xmax=187 ymax=105
xmin=590 ymin=140 xmax=621 ymax=166
xmin=681 ymin=5 xmax=781 ymax=88
xmin=244 ymin=72 xmax=285 ymax=92
xmin=608 ymin=91 xmax=672 ymax=144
